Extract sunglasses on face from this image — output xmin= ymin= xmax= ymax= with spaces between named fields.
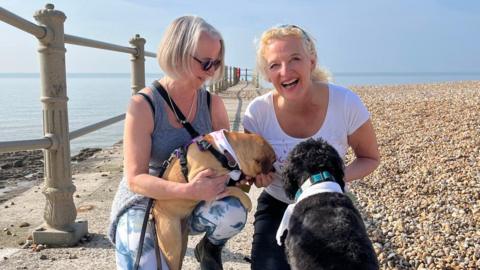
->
xmin=192 ymin=56 xmax=221 ymax=71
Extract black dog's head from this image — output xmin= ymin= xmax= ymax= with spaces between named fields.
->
xmin=282 ymin=138 xmax=345 ymax=200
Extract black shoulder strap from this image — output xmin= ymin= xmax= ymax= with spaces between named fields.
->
xmin=206 ymin=90 xmax=211 ymax=113
xmin=152 ymin=81 xmax=200 ymax=138
xmin=136 ymin=92 xmax=155 ymax=116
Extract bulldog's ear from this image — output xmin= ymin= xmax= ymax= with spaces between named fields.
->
xmin=223 ymin=130 xmax=234 ymax=144
xmin=224 ymin=130 xmax=246 ymax=145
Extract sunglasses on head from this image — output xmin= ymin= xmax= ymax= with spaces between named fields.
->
xmin=192 ymin=56 xmax=221 ymax=71
xmin=277 ymin=24 xmax=311 ymax=41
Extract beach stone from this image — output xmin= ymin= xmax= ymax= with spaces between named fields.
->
xmin=18 ymin=222 xmax=29 ymax=228
xmin=348 ymin=81 xmax=480 ymax=269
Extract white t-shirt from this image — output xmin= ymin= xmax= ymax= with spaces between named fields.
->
xmin=242 ymin=83 xmax=370 ymax=203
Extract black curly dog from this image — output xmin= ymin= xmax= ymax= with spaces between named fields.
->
xmin=281 ymin=138 xmax=379 ymax=270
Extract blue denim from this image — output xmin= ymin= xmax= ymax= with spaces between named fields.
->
xmin=115 ymin=196 xmax=247 ymax=269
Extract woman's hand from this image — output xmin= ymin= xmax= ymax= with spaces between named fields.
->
xmin=187 ymin=169 xmax=229 ymax=201
xmin=237 ymin=172 xmax=274 ymax=188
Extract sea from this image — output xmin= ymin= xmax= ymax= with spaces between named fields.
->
xmin=0 ymin=72 xmax=479 ymax=155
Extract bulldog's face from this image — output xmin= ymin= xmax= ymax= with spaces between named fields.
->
xmin=224 ymin=131 xmax=276 ymax=177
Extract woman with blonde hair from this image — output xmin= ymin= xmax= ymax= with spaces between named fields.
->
xmin=109 ymin=16 xmax=247 ymax=270
xmin=243 ymin=24 xmax=380 ymax=269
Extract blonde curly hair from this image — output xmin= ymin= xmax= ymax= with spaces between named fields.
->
xmin=256 ymin=24 xmax=330 ymax=83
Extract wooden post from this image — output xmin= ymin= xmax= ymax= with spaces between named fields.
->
xmin=245 ymin=68 xmax=248 ymax=81
xmin=33 ymin=3 xmax=88 ymax=246
xmin=129 ymin=34 xmax=146 ymax=94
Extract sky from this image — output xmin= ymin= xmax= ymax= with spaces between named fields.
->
xmin=1 ymin=0 xmax=480 ymax=74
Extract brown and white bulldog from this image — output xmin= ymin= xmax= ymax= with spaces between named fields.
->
xmin=152 ymin=130 xmax=276 ymax=270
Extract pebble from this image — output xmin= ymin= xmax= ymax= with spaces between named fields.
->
xmin=18 ymin=222 xmax=30 ymax=228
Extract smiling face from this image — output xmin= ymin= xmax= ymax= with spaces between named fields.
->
xmin=189 ymin=32 xmax=223 ymax=86
xmin=263 ymin=36 xmax=316 ymax=100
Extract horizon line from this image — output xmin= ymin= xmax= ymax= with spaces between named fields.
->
xmin=2 ymin=71 xmax=480 ymax=76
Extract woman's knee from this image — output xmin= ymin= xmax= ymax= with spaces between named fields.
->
xmin=191 ymin=196 xmax=247 ymax=242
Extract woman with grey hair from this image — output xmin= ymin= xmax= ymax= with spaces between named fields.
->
xmin=108 ymin=16 xmax=246 ymax=270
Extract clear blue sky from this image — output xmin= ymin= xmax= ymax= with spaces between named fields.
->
xmin=1 ymin=0 xmax=479 ymax=74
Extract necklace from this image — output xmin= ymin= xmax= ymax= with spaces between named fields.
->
xmin=167 ymin=90 xmax=197 ymax=124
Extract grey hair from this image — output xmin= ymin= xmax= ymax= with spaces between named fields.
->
xmin=256 ymin=24 xmax=330 ymax=83
xmin=157 ymin=16 xmax=225 ymax=82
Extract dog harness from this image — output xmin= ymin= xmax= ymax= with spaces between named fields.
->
xmin=276 ymin=172 xmax=343 ymax=246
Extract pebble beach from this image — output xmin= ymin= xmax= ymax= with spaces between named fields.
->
xmin=0 ymin=81 xmax=479 ymax=269
xmin=348 ymin=81 xmax=480 ymax=269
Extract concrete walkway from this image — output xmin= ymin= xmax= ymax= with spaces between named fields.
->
xmin=0 ymin=81 xmax=267 ymax=270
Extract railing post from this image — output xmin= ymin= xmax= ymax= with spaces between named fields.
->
xmin=233 ymin=67 xmax=236 ymax=85
xmin=32 ymin=3 xmax=88 ymax=246
xmin=129 ymin=34 xmax=146 ymax=94
xmin=234 ymin=67 xmax=239 ymax=84
xmin=223 ymin=65 xmax=228 ymax=90
xmin=212 ymin=82 xmax=218 ymax=94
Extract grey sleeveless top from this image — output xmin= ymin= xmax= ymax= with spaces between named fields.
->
xmin=108 ymin=83 xmax=213 ymax=243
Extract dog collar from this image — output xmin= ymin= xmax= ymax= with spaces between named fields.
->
xmin=276 ymin=181 xmax=343 ymax=246
xmin=295 ymin=171 xmax=336 ymax=200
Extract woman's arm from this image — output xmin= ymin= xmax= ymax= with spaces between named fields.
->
xmin=124 ymin=91 xmax=227 ymax=201
xmin=345 ymin=119 xmax=381 ymax=182
xmin=210 ymin=94 xmax=230 ymax=131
